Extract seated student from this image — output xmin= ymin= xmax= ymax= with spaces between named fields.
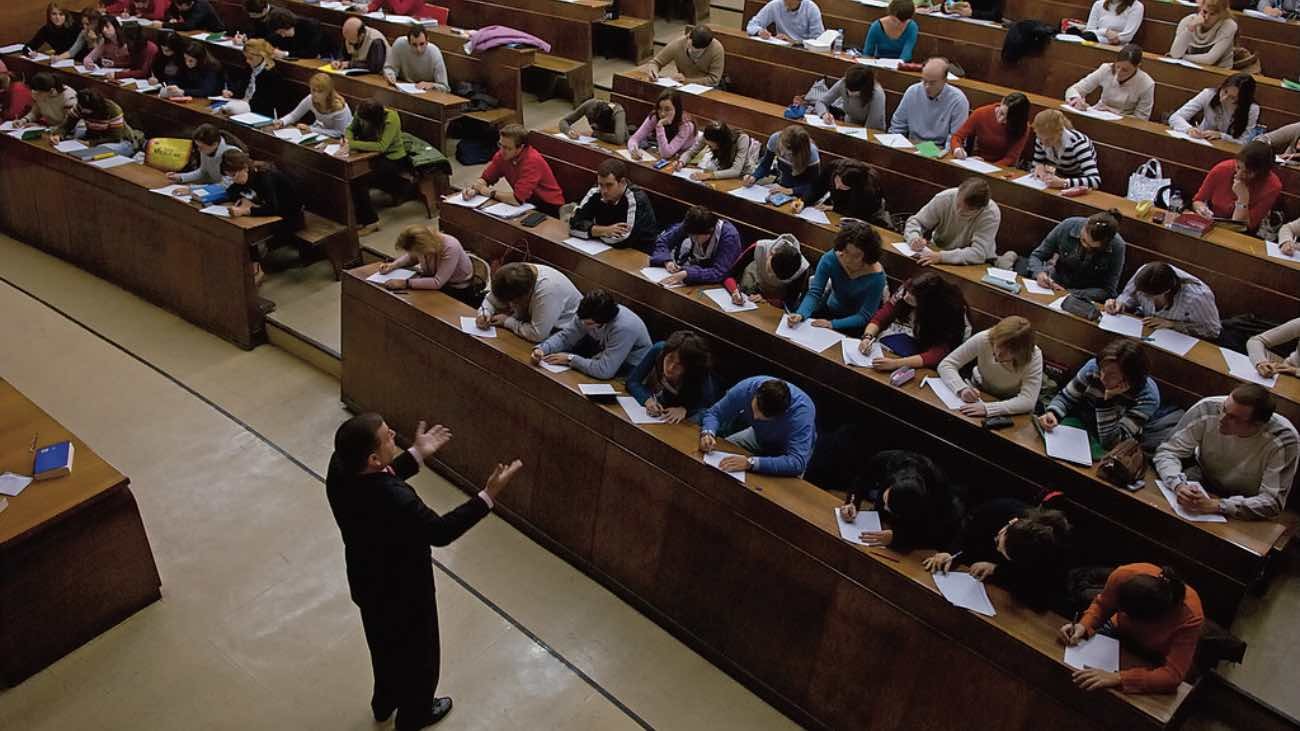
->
xmin=465 ymin=124 xmax=566 ymax=218
xmin=645 ymin=26 xmax=724 ymax=87
xmin=334 ymin=17 xmax=389 ymax=74
xmin=86 ymin=18 xmax=157 ymax=81
xmin=343 ymin=99 xmax=410 ymax=234
xmin=627 ymin=89 xmax=695 ymax=161
xmin=1040 ymin=339 xmax=1159 ymax=451
xmin=569 ymin=159 xmax=659 ymax=253
xmin=49 ymin=89 xmax=144 ymax=156
xmin=1257 ymin=120 xmax=1300 ymax=163
xmin=559 ymin=99 xmax=628 ymax=145
xmin=938 ymin=315 xmax=1043 ymax=418
xmin=903 ymin=178 xmax=1001 ymax=266
xmin=745 ymin=0 xmax=826 ymax=43
xmin=838 ymin=449 xmax=963 ymax=550
xmin=790 ymin=222 xmax=887 ymax=336
xmin=700 ymin=377 xmax=817 ymax=477
xmin=1168 ymin=0 xmax=1236 ymax=68
xmin=674 ymin=120 xmax=760 ymax=181
xmin=888 ymin=58 xmax=969 ymax=151
xmin=125 ymin=0 xmax=168 ymax=19
xmin=1031 ymin=110 xmax=1102 ymax=189
xmin=859 ymin=271 xmax=969 ymax=369
xmin=383 ymin=25 xmax=447 ymax=92
xmin=1059 ymin=564 xmax=1203 ymax=694
xmin=795 ymin=159 xmax=891 ymax=228
xmin=274 ymin=72 xmax=353 ymax=138
xmin=59 ymin=9 xmax=101 ymax=63
xmin=0 ymin=63 xmax=33 ymax=123
xmin=950 ymin=92 xmax=1031 ymax=167
xmin=1257 ymin=0 xmax=1300 ymax=16
xmin=239 ymin=0 xmax=272 ymax=39
xmin=166 ymin=42 xmax=225 ymax=99
xmin=650 ymin=205 xmax=743 ymax=287
xmin=1169 ymin=73 xmax=1258 ymax=145
xmin=724 ymin=234 xmax=810 ymax=308
xmin=1106 ymin=262 xmax=1222 ymax=340
xmin=221 ymin=149 xmax=303 ymax=283
xmin=626 ymin=330 xmax=721 ymax=424
xmin=1155 ymin=385 xmax=1298 ymax=519
xmin=15 ymin=73 xmax=76 ymax=129
xmin=169 ymin=123 xmax=245 ymax=187
xmin=744 ymin=125 xmax=821 ymax=201
xmin=923 ymin=497 xmax=1071 ymax=610
xmin=266 ymin=7 xmax=328 ymax=60
xmin=220 ymin=39 xmax=283 ymax=117
xmin=476 ymin=262 xmax=582 ymax=343
xmin=150 ymin=31 xmax=186 ymax=90
xmin=813 ymin=66 xmax=886 ymax=130
xmin=864 ymin=0 xmax=919 ymax=62
xmin=375 ymin=223 xmax=483 ymax=307
xmin=1073 ymin=0 xmax=1146 ymax=45
xmin=1248 ymin=316 xmax=1300 ymax=379
xmin=1191 ymin=141 xmax=1281 ymax=233
xmin=1065 ymin=44 xmax=1155 ymax=120
xmin=26 ymin=3 xmax=81 ymax=57
xmin=164 ymin=0 xmax=224 ymax=31
xmin=532 ymin=290 xmax=653 ymax=379
xmin=1023 ymin=210 xmax=1127 ymax=301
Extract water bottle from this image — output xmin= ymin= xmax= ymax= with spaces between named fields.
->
xmin=832 ymin=29 xmax=843 ymax=54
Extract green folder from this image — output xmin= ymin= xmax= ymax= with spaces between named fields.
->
xmin=915 ymin=141 xmax=942 ymax=159
xmin=205 ymin=33 xmax=226 ymax=42
xmin=1282 ymin=79 xmax=1300 ymax=93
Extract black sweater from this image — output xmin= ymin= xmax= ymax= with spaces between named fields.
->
xmin=228 ymin=66 xmax=285 ymax=118
xmin=228 ymin=167 xmax=304 ymax=226
xmin=948 ymin=498 xmax=1067 ymax=611
xmin=27 ymin=23 xmax=81 ymax=54
xmin=178 ymin=65 xmax=224 ymax=98
xmin=848 ymin=449 xmax=964 ymax=551
xmin=269 ymin=17 xmax=331 ymax=59
xmin=569 ymin=183 xmax=659 ymax=253
xmin=165 ymin=0 xmax=226 ymax=32
xmin=804 ymin=160 xmax=890 ymax=228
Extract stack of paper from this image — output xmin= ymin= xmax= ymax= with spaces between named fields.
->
xmin=1059 ymin=103 xmax=1122 ymax=121
xmin=841 ymin=337 xmax=881 ymax=367
xmin=1155 ymin=479 xmax=1228 ymax=523
xmin=1220 ymin=346 xmax=1278 ymax=388
xmin=804 ymin=113 xmax=833 ymax=128
xmin=985 ymin=266 xmax=1018 ymax=284
xmin=932 ymin=572 xmax=997 ymax=616
xmin=1042 ymin=423 xmax=1093 ymax=466
xmin=640 ymin=267 xmax=683 ymax=288
xmin=578 ymin=383 xmax=617 ymax=397
xmin=797 ymin=206 xmax=831 ymax=225
xmin=54 ymin=139 xmax=89 ymax=153
xmin=671 ymin=167 xmax=705 ymax=182
xmin=324 ymin=144 xmax=342 ymax=156
xmin=230 ymin=112 xmax=274 ymax=126
xmin=756 ymin=36 xmax=792 ymax=46
xmin=923 ymin=377 xmax=964 ymax=410
xmin=775 ymin=315 xmax=842 ymax=353
xmin=149 ymin=184 xmax=193 ymax=202
xmin=1064 ymin=635 xmax=1120 ymax=671
xmin=459 ymin=316 xmax=496 ymax=338
xmin=728 ymin=185 xmax=772 ymax=203
xmin=1166 ymin=129 xmax=1214 ymax=146
xmin=1054 ymin=34 xmax=1086 ymax=43
xmin=483 ymin=201 xmax=535 ymax=218
xmin=0 ymin=44 xmax=26 ymax=54
xmin=395 ymin=82 xmax=425 ymax=95
xmin=890 ymin=241 xmax=919 ymax=257
xmin=1011 ymin=173 xmax=1049 ymax=190
xmin=539 ymin=361 xmax=571 ymax=374
xmin=1022 ymin=278 xmax=1056 ymax=296
xmin=443 ymin=192 xmax=489 ymax=208
xmin=616 ymin=396 xmax=668 ymax=424
xmin=200 ymin=205 xmax=231 ymax=217
xmin=837 ymin=127 xmax=869 ymax=140
xmin=365 ymin=268 xmax=416 ymax=284
xmin=562 ymin=237 xmax=612 ymax=256
xmin=0 ymin=472 xmax=33 ymax=497
xmin=857 ymin=57 xmax=901 ymax=70
xmin=702 ymin=288 xmax=758 ymax=313
xmin=1098 ymin=312 xmax=1143 ymax=337
xmin=1148 ymin=328 xmax=1199 ymax=356
xmin=952 ymin=158 xmax=1001 ymax=174
xmin=1264 ymin=242 xmax=1299 ymax=263
xmin=703 ymin=452 xmax=747 ymax=482
xmin=834 ymin=508 xmax=883 ymax=546
xmin=51 ymin=58 xmax=75 ymax=68
xmin=653 ymin=77 xmax=681 ymax=87
xmin=872 ymin=133 xmax=913 ymax=149
xmin=1243 ymin=8 xmax=1288 ymax=20
xmin=553 ymin=131 xmax=597 ymax=145
xmin=616 ymin=148 xmax=652 ymax=162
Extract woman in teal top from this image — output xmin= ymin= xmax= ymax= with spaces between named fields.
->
xmin=864 ymin=0 xmax=919 ymax=62
xmin=789 ymin=222 xmax=888 ymax=336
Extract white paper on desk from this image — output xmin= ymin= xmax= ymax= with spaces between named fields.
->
xmin=640 ymin=266 xmax=683 ymax=288
xmin=1149 ymin=328 xmax=1199 ymax=356
xmin=1157 ymin=56 xmax=1201 ymax=69
xmin=1064 ymin=634 xmax=1120 ymax=671
xmin=858 ymin=0 xmax=890 ymax=6
xmin=775 ymin=314 xmax=842 ymax=353
xmin=1099 ymin=312 xmax=1143 ymax=338
xmin=1043 ymin=423 xmax=1093 ymax=466
xmin=797 ymin=206 xmax=831 ymax=225
xmin=1048 ymin=296 xmax=1067 ymax=312
xmin=923 ymin=377 xmax=964 ymax=410
xmin=128 ymin=79 xmax=161 ymax=93
xmin=539 ymin=361 xmax=571 ymax=373
xmin=320 ymin=0 xmax=348 ymax=8
xmin=91 ymin=155 xmax=132 ymax=169
xmin=0 ymin=44 xmax=26 ymax=54
xmin=838 ymin=126 xmax=869 ymax=139
xmin=1243 ymin=8 xmax=1287 ymax=21
xmin=1166 ymin=128 xmax=1214 ymax=147
xmin=672 ymin=167 xmax=705 ymax=182
xmin=1220 ymin=346 xmax=1278 ymax=388
xmin=579 ymin=383 xmax=617 ymax=396
xmin=703 ymin=287 xmax=758 ymax=313
xmin=553 ymin=131 xmax=597 ymax=145
xmin=835 ymin=508 xmax=883 ymax=545
xmin=872 ymin=133 xmax=914 ymax=149
xmin=653 ymin=76 xmax=681 ymax=87
xmin=678 ymin=84 xmax=713 ymax=95
xmin=858 ymin=56 xmax=901 ymax=70
xmin=616 ymin=395 xmax=668 ymax=424
xmin=0 ymin=472 xmax=33 ymax=497
xmin=365 ymin=267 xmax=416 ymax=284
xmin=1053 ymin=33 xmax=1086 ymax=43
xmin=842 ymin=337 xmax=882 ymax=367
xmin=932 ymin=571 xmax=997 ymax=616
xmin=890 ymin=240 xmax=919 ymax=257
xmin=804 ymin=113 xmax=832 ymax=128
xmin=985 ymin=266 xmax=1017 ymax=284
xmin=1155 ymin=479 xmax=1228 ymax=523
xmin=562 ymin=236 xmax=612 ymax=256
xmin=273 ymin=127 xmax=306 ymax=142
xmin=148 ymin=184 xmax=193 ymax=202
xmin=1265 ymin=242 xmax=1299 ymax=263
xmin=443 ymin=192 xmax=489 ymax=208
xmin=952 ymin=157 xmax=1002 ymax=174
xmin=1011 ymin=173 xmax=1048 ymax=190
xmin=200 ymin=205 xmax=231 ymax=217
xmin=728 ymin=184 xmax=772 ymax=203
xmin=617 ymin=148 xmax=654 ymax=162
xmin=395 ymin=82 xmax=424 ymax=95
xmin=50 ymin=58 xmax=75 ymax=68
xmin=53 ymin=139 xmax=88 ymax=152
xmin=323 ymin=143 xmax=342 ymax=156
xmin=755 ymin=35 xmax=792 ymax=46
xmin=1022 ymin=278 xmax=1056 ymax=296
xmin=1060 ymin=103 xmax=1123 ymax=121
xmin=85 ymin=66 xmax=113 ymax=77
xmin=230 ymin=112 xmax=273 ymax=126
xmin=459 ymin=316 xmax=497 ymax=338
xmin=703 ymin=451 xmax=747 ymax=482
xmin=483 ymin=201 xmax=535 ymax=218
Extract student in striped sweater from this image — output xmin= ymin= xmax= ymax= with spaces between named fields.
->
xmin=1040 ymin=339 xmax=1160 ymax=450
xmin=1031 ymin=110 xmax=1102 ymax=189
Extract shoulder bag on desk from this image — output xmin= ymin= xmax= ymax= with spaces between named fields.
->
xmin=1097 ymin=438 xmax=1144 ymax=487
xmin=1126 ymin=159 xmax=1169 ymax=203
xmin=144 ymin=137 xmax=194 ymax=173
xmin=1061 ymin=294 xmax=1101 ymax=322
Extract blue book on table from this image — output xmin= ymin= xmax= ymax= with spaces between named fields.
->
xmin=33 ymin=440 xmax=75 ymax=480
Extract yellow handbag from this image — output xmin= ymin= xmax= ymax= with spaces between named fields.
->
xmin=143 ymin=137 xmax=195 ymax=173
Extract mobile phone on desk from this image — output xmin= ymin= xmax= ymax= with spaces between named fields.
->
xmin=982 ymin=416 xmax=1013 ymax=430
xmin=767 ymin=192 xmax=793 ymax=207
xmin=521 ymin=211 xmax=547 ymax=227
xmin=653 ymin=159 xmax=671 ymax=170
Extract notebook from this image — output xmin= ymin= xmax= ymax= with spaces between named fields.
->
xmin=33 ymin=441 xmax=75 ymax=480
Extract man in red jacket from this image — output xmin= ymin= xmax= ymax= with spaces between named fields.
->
xmin=464 ymin=124 xmax=566 ymax=217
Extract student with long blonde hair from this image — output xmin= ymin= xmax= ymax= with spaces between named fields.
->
xmin=938 ymin=315 xmax=1043 ymax=418
xmin=274 ymin=73 xmax=353 ymax=138
xmin=376 ymin=224 xmax=483 ymax=307
xmin=220 ymin=38 xmax=283 ymax=117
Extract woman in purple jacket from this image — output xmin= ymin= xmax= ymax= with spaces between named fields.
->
xmin=649 ymin=205 xmax=743 ymax=288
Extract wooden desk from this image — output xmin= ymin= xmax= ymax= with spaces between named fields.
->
xmin=0 ymin=379 xmax=161 ymax=686
xmin=340 ymin=268 xmax=1192 ymax=731
xmin=0 ymin=133 xmax=275 ymax=349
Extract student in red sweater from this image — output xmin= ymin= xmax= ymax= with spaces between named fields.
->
xmin=860 ymin=271 xmax=970 ymax=371
xmin=127 ymin=0 xmax=170 ymax=20
xmin=0 ymin=62 xmax=35 ymax=123
xmin=1192 ymin=141 xmax=1282 ymax=234
xmin=361 ymin=0 xmax=437 ymax=17
xmin=1059 ymin=563 xmax=1203 ymax=694
xmin=464 ymin=124 xmax=566 ymax=217
xmin=86 ymin=17 xmax=158 ymax=81
xmin=949 ymin=92 xmax=1031 ymax=168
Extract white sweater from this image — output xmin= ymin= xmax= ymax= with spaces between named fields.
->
xmin=1085 ymin=0 xmax=1146 ymax=44
xmin=1169 ymin=87 xmax=1259 ymax=145
xmin=1065 ymin=63 xmax=1155 ymax=120
xmin=937 ymin=330 xmax=1043 ymax=417
xmin=277 ymin=95 xmax=353 ymax=138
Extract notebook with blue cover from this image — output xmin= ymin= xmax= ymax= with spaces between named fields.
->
xmin=192 ymin=184 xmax=229 ymax=205
xmin=33 ymin=440 xmax=75 ymax=480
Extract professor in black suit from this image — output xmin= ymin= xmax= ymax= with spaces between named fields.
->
xmin=326 ymin=412 xmax=522 ymax=730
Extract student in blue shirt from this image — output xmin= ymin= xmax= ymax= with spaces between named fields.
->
xmin=700 ymin=377 xmax=817 ymax=477
xmin=743 ymin=125 xmax=821 ymax=201
xmin=788 ymin=221 xmax=887 ymax=336
xmin=625 ymin=330 xmax=721 ymax=423
xmin=864 ymin=0 xmax=919 ymax=61
xmin=746 ymin=0 xmax=826 ymax=43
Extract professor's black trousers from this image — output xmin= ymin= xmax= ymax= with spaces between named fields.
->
xmin=358 ymin=597 xmax=440 ymax=730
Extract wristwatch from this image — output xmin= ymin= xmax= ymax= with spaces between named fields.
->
xmin=747 ymin=457 xmax=756 ymax=470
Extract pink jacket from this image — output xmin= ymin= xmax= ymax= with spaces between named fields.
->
xmin=465 ymin=25 xmax=552 ymax=54
xmin=628 ymin=114 xmax=696 ymax=158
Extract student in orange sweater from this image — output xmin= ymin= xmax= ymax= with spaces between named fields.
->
xmin=1059 ymin=563 xmax=1203 ymax=694
xmin=949 ymin=92 xmax=1031 ymax=168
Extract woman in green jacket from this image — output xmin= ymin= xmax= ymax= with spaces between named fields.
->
xmin=342 ymin=98 xmax=411 ymax=234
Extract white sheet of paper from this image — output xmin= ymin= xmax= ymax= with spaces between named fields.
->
xmin=273 ymin=127 xmax=306 ymax=142
xmin=702 ymin=288 xmax=758 ymax=313
xmin=872 ymin=133 xmax=914 ymax=149
xmin=149 ymin=184 xmax=192 ymax=201
xmin=85 ymin=66 xmax=112 ymax=77
xmin=775 ymin=314 xmax=843 ymax=353
xmin=756 ymin=35 xmax=792 ymax=46
xmin=703 ymin=451 xmax=747 ymax=482
xmin=1155 ymin=479 xmax=1228 ymax=523
xmin=1064 ymin=635 xmax=1120 ymax=671
xmin=923 ymin=377 xmax=964 ymax=410
xmin=54 ymin=140 xmax=88 ymax=152
xmin=560 ymin=236 xmax=611 ymax=256
xmin=858 ymin=0 xmax=890 ymax=6
xmin=324 ymin=144 xmax=341 ymax=156
xmin=1220 ymin=347 xmax=1278 ymax=388
xmin=539 ymin=361 xmax=571 ymax=374
xmin=1099 ymin=313 xmax=1143 ymax=337
xmin=1011 ymin=173 xmax=1049 ymax=190
xmin=483 ymin=201 xmax=535 ymax=218
xmin=1165 ymin=129 xmax=1214 ymax=147
xmin=1265 ymin=242 xmax=1299 ymax=263
xmin=838 ymin=126 xmax=869 ymax=139
xmin=1022 ymin=278 xmax=1056 ymax=296
xmin=797 ymin=206 xmax=831 ymax=225
xmin=395 ymin=82 xmax=424 ymax=95
xmin=199 ymin=205 xmax=231 ymax=217
xmin=617 ymin=148 xmax=653 ymax=162
xmin=553 ymin=131 xmax=597 ymax=145
xmin=1149 ymin=328 xmax=1199 ymax=356
xmin=951 ymin=157 xmax=1002 ymax=174
xmin=672 ymin=167 xmax=705 ymax=182
xmin=443 ymin=192 xmax=490 ymax=208
xmin=1043 ymin=423 xmax=1093 ymax=466
xmin=1243 ymin=8 xmax=1287 ymax=21
xmin=579 ymin=383 xmax=617 ymax=396
xmin=1059 ymin=103 xmax=1122 ymax=121
xmin=932 ymin=572 xmax=997 ymax=616
xmin=640 ymin=266 xmax=675 ymax=285
xmin=835 ymin=508 xmax=883 ymax=545
xmin=1048 ymin=296 xmax=1067 ymax=312
xmin=804 ymin=113 xmax=832 ymax=128
xmin=890 ymin=241 xmax=918 ymax=257
xmin=653 ymin=76 xmax=681 ymax=87
xmin=728 ymin=184 xmax=772 ymax=203
xmin=230 ymin=112 xmax=273 ymax=126
xmin=459 ymin=316 xmax=497 ymax=338
xmin=0 ymin=472 xmax=33 ymax=497
xmin=90 ymin=155 xmax=132 ymax=169
xmin=1053 ymin=33 xmax=1086 ymax=43
xmin=366 ymin=267 xmax=416 ymax=284
xmin=985 ymin=266 xmax=1017 ymax=284
xmin=616 ymin=396 xmax=668 ymax=424
xmin=841 ymin=338 xmax=882 ymax=367
xmin=0 ymin=44 xmax=27 ymax=54
xmin=51 ymin=58 xmax=75 ymax=68
xmin=858 ymin=57 xmax=901 ymax=70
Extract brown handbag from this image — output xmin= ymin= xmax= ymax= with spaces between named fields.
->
xmin=1097 ymin=438 xmax=1145 ymax=487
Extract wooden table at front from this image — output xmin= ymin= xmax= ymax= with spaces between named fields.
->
xmin=0 ymin=379 xmax=161 ymax=686
xmin=340 ymin=267 xmax=1193 ymax=730
xmin=0 ymin=134 xmax=276 ymax=349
